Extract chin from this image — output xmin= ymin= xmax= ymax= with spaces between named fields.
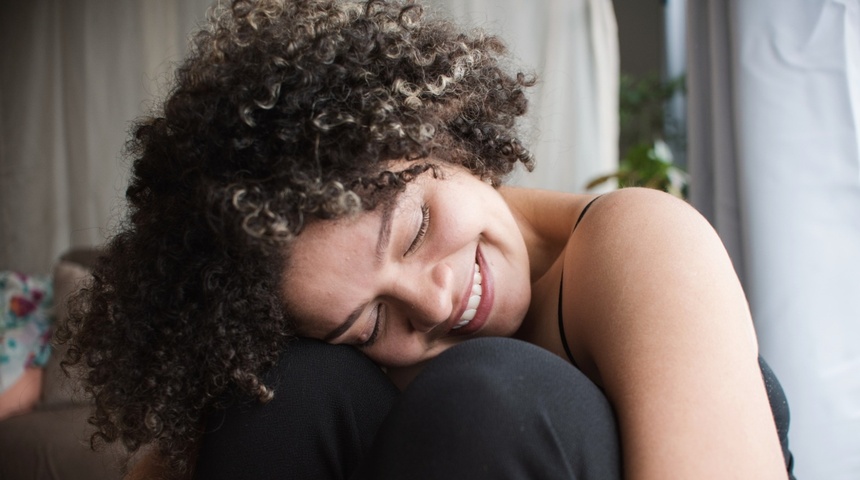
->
xmin=497 ymin=312 xmax=528 ymax=337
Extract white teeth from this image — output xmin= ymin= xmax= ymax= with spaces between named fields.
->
xmin=453 ymin=309 xmax=475 ymax=329
xmin=467 ymin=294 xmax=480 ymax=309
xmin=453 ymin=261 xmax=483 ymax=330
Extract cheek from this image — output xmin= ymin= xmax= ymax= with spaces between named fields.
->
xmin=489 ymin=248 xmax=531 ymax=330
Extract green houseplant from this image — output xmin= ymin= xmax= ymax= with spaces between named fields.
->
xmin=587 ymin=74 xmax=688 ymax=198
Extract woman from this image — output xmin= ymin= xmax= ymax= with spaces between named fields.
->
xmin=62 ymin=0 xmax=794 ymax=478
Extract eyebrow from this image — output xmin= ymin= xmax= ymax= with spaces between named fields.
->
xmin=324 ymin=200 xmax=397 ymax=342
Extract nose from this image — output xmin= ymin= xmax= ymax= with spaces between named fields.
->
xmin=396 ymin=261 xmax=453 ymax=332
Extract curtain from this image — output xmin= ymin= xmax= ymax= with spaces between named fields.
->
xmin=0 ymin=0 xmax=212 ymax=274
xmin=687 ymin=1 xmax=860 ymax=478
xmin=425 ymin=0 xmax=619 ymax=193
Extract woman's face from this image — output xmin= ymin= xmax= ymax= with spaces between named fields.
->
xmin=282 ymin=162 xmax=531 ymax=370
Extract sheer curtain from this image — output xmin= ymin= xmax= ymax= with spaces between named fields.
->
xmin=0 ymin=0 xmax=617 ymax=274
xmin=0 ymin=0 xmax=212 ymax=274
xmin=688 ymin=1 xmax=860 ymax=478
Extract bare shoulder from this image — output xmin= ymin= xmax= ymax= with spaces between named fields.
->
xmin=577 ymin=187 xmax=713 ymax=243
xmin=568 ymin=188 xmax=736 ymax=292
xmin=564 ymin=187 xmax=755 ymax=378
xmin=561 ymin=188 xmax=786 ymax=479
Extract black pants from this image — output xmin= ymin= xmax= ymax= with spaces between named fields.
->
xmin=196 ymin=337 xmax=793 ymax=479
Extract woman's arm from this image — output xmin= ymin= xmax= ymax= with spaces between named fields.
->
xmin=562 ymin=188 xmax=786 ymax=479
xmin=0 ymin=368 xmax=42 ymax=420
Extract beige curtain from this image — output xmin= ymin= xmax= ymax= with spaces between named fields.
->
xmin=0 ymin=0 xmax=212 ymax=274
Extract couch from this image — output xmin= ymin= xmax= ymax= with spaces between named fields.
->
xmin=0 ymin=249 xmax=124 ymax=480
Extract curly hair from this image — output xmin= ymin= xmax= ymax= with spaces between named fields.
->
xmin=59 ymin=0 xmax=534 ymax=473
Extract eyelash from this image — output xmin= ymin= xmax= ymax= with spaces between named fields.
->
xmin=405 ymin=204 xmax=430 ymax=256
xmin=357 ymin=303 xmax=383 ymax=348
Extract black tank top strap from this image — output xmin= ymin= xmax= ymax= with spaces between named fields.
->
xmin=573 ymin=195 xmax=601 ymax=232
xmin=558 ymin=274 xmax=577 ymax=366
xmin=558 ymin=195 xmax=602 ymax=367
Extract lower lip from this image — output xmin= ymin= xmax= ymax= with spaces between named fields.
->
xmin=450 ymin=246 xmax=493 ymax=336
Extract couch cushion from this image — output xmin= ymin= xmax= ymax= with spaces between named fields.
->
xmin=0 ymin=404 xmax=122 ymax=480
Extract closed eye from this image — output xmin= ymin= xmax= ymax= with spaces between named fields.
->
xmin=357 ymin=303 xmax=383 ymax=348
xmin=405 ymin=204 xmax=430 ymax=256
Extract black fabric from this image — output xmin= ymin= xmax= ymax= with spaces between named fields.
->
xmin=195 ymin=338 xmax=398 ymax=480
xmin=353 ymin=337 xmax=622 ymax=480
xmin=196 ymin=338 xmax=794 ymax=480
xmin=196 ymin=338 xmax=621 ymax=480
xmin=759 ymin=356 xmax=797 ymax=479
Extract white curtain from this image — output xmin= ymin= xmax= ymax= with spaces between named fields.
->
xmin=688 ymin=1 xmax=860 ymax=478
xmin=0 ymin=0 xmax=212 ymax=274
xmin=0 ymin=0 xmax=617 ymax=275
xmin=426 ymin=0 xmax=618 ymax=193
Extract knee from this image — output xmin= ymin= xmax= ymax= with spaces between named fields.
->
xmin=266 ymin=338 xmax=386 ymax=390
xmin=263 ymin=338 xmax=398 ymax=424
xmin=407 ymin=337 xmax=608 ymax=413
xmin=198 ymin=339 xmax=398 ymax=479
xmin=362 ymin=338 xmax=622 ymax=480
xmin=403 ymin=338 xmax=558 ymax=410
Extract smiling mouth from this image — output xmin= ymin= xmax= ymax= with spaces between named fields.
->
xmin=452 ymin=262 xmax=482 ymax=330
